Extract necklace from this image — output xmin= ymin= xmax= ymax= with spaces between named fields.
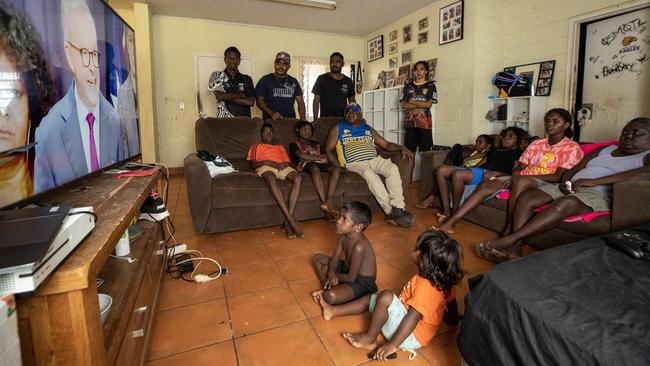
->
xmin=273 ymin=73 xmax=289 ymax=88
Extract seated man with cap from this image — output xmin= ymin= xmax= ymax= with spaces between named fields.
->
xmin=255 ymin=51 xmax=306 ymax=120
xmin=325 ymin=103 xmax=415 ymax=227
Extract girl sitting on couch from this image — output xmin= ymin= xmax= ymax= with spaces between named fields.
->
xmin=434 ymin=127 xmax=529 ymax=223
xmin=432 ymin=108 xmax=583 ymax=234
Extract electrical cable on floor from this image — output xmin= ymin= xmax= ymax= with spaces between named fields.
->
xmin=141 ymin=170 xmax=226 ymax=283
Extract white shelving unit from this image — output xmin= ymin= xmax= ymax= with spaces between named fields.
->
xmin=363 ymin=86 xmax=436 ymax=180
xmin=485 ymin=96 xmax=546 ymax=137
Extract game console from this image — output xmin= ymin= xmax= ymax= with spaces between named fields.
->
xmin=0 ymin=207 xmax=95 ymax=295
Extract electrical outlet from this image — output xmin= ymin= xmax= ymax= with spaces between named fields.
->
xmin=166 ymin=244 xmax=187 ymax=256
xmin=179 ymin=101 xmax=185 ymax=110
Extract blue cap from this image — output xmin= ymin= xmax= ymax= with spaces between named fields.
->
xmin=344 ymin=103 xmax=362 ymax=112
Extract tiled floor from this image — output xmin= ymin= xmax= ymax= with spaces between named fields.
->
xmin=145 ymin=175 xmax=500 ymax=366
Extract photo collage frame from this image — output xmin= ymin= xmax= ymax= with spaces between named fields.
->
xmin=439 ymin=0 xmax=463 ymax=45
xmin=368 ymin=34 xmax=384 ymax=62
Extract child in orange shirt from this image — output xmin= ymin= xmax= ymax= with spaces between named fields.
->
xmin=318 ymin=230 xmax=463 ymax=361
xmin=247 ymin=123 xmax=304 ymax=238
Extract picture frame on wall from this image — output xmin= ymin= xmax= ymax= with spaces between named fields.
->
xmin=418 ymin=17 xmax=428 ymax=30
xmin=389 ymin=30 xmax=398 ymax=42
xmin=389 ymin=42 xmax=397 ymax=55
xmin=389 ymin=57 xmax=398 ymax=68
xmin=536 ymin=60 xmax=555 ymax=96
xmin=367 ymin=35 xmax=384 ymax=62
xmin=426 ymin=58 xmax=438 ymax=81
xmin=401 ymin=50 xmax=412 ymax=65
xmin=418 ymin=31 xmax=428 ymax=44
xmin=403 ymin=24 xmax=412 ymax=43
xmin=439 ymin=0 xmax=463 ymax=45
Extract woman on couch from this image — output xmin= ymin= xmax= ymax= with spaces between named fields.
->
xmin=477 ymin=117 xmax=650 ymax=263
xmin=433 ymin=108 xmax=582 ymax=234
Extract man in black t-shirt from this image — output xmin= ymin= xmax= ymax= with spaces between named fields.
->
xmin=211 ymin=46 xmax=255 ymax=117
xmin=312 ymin=52 xmax=356 ymax=118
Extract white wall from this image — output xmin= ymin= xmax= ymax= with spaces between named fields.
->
xmin=152 ymin=16 xmax=364 ymax=167
xmin=363 ymin=0 xmax=631 ymax=146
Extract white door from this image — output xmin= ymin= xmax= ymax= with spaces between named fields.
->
xmin=578 ymin=7 xmax=650 ymax=141
xmin=194 ymin=55 xmax=254 ymax=117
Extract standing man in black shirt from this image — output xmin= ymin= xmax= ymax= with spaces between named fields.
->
xmin=312 ymin=52 xmax=356 ymax=118
xmin=211 ymin=46 xmax=255 ymax=117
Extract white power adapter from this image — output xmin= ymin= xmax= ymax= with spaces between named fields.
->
xmin=166 ymin=244 xmax=187 ymax=256
xmin=193 ymin=274 xmax=215 ymax=283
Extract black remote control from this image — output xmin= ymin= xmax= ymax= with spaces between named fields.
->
xmin=605 ymin=230 xmax=650 ymax=260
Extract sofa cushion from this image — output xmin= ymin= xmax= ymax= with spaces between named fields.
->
xmin=580 ymin=140 xmax=618 ymax=155
xmin=265 ymin=118 xmax=302 ymax=148
xmin=313 ymin=117 xmax=341 ymax=145
xmin=196 ymin=117 xmax=263 ymax=160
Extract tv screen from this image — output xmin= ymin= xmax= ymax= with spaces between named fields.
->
xmin=0 ymin=0 xmax=139 ymax=209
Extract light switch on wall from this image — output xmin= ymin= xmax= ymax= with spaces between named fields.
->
xmin=179 ymin=101 xmax=185 ymax=110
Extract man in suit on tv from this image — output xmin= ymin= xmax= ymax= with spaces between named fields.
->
xmin=34 ymin=0 xmax=125 ymax=193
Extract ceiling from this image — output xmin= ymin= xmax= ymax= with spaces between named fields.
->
xmin=146 ymin=0 xmax=436 ymax=36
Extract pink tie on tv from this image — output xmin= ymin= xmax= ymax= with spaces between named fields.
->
xmin=86 ymin=113 xmax=100 ymax=171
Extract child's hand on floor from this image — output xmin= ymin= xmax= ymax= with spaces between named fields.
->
xmin=372 ymin=342 xmax=398 ymax=361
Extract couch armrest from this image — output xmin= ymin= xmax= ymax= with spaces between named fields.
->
xmin=378 ymin=150 xmax=415 ymax=193
xmin=418 ymin=150 xmax=451 ymax=200
xmin=184 ymin=154 xmax=212 ymax=234
xmin=611 ymin=179 xmax=650 ymax=232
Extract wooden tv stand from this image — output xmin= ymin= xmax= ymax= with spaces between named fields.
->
xmin=16 ymin=171 xmax=166 ymax=366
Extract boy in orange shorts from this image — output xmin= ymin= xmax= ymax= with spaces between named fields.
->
xmin=247 ymin=123 xmax=304 ymax=238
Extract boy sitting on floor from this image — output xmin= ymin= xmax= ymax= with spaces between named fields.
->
xmin=312 ymin=201 xmax=377 ymax=307
xmin=247 ymin=123 xmax=304 ymax=238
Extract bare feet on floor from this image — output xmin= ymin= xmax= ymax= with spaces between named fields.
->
xmin=416 ymin=195 xmax=434 ymax=209
xmin=341 ymin=332 xmax=377 ymax=351
xmin=288 ymin=219 xmax=304 ymax=239
xmin=475 ymin=240 xmax=520 ymax=264
xmin=435 ymin=212 xmax=448 ymax=223
xmin=282 ymin=222 xmax=296 ymax=239
xmin=311 ymin=290 xmax=322 ymax=304
xmin=317 ymin=292 xmax=334 ymax=321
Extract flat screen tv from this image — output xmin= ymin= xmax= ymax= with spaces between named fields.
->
xmin=0 ymin=0 xmax=139 ymax=209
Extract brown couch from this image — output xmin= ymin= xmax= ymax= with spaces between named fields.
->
xmin=419 ymin=149 xmax=650 ymax=249
xmin=184 ymin=117 xmax=414 ymax=234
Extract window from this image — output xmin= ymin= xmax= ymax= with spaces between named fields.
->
xmin=299 ymin=58 xmax=354 ymax=120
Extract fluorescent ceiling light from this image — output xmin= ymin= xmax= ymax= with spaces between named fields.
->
xmin=266 ymin=0 xmax=336 ymax=10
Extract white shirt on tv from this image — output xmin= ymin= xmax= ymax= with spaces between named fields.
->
xmin=74 ymin=82 xmax=100 ymax=173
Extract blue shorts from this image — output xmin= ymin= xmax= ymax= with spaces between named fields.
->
xmin=461 ymin=167 xmax=488 ymax=185
xmin=369 ymin=293 xmax=422 ymax=350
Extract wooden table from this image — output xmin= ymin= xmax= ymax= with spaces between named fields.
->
xmin=17 ymin=171 xmax=166 ymax=366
